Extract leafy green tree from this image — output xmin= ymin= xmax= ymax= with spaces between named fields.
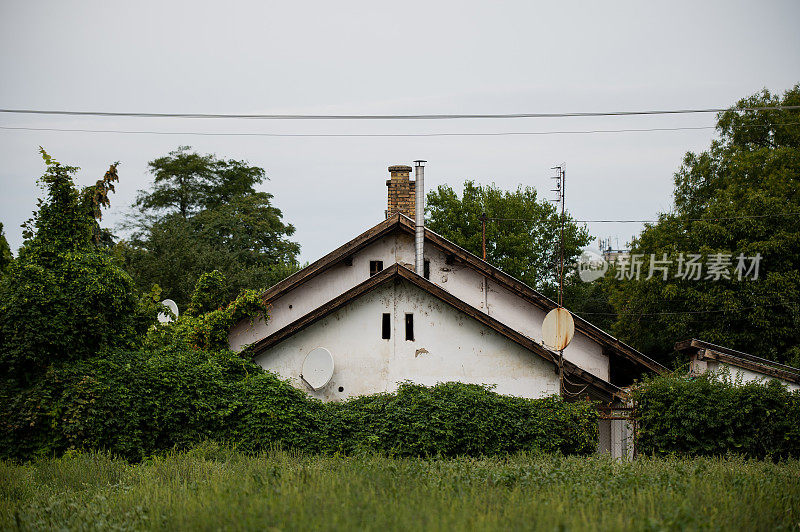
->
xmin=135 ymin=145 xmax=267 ymax=218
xmin=0 ymin=223 xmax=12 ymax=276
xmin=425 ymin=181 xmax=591 ymax=295
xmin=610 ymin=85 xmax=800 ymax=367
xmin=0 ymin=150 xmax=145 ymax=383
xmin=121 ymin=147 xmax=301 ymax=306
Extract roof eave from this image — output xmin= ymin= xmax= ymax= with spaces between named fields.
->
xmin=677 ymin=338 xmax=800 ymax=385
xmin=248 ymin=263 xmax=623 ymax=402
xmin=252 ymin=213 xmax=664 ymax=376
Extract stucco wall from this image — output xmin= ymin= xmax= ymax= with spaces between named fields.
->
xmin=230 ymin=235 xmax=405 ymax=351
xmin=231 ymin=228 xmax=610 ymax=383
xmin=706 ymin=360 xmax=800 ymax=392
xmin=254 ymin=280 xmax=560 ymax=401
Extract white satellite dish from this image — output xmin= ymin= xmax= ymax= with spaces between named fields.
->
xmin=157 ymin=299 xmax=179 ymax=324
xmin=542 ymin=308 xmax=575 ymax=351
xmin=301 ymin=347 xmax=335 ymax=390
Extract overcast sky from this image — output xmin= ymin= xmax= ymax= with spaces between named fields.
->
xmin=1 ymin=0 xmax=798 ymax=264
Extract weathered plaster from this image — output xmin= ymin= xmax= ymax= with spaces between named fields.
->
xmin=231 ymin=229 xmax=610 ymax=389
xmin=254 ymin=280 xmax=560 ymax=401
xmin=705 ymin=360 xmax=800 ymax=392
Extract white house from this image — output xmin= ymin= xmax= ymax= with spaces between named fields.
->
xmin=678 ymin=338 xmax=800 ymax=391
xmin=229 ymin=164 xmax=666 ymax=414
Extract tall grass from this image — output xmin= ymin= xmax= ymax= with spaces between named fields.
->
xmin=2 ymin=444 xmax=798 ymax=531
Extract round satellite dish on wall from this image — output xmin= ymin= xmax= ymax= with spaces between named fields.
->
xmin=542 ymin=308 xmax=575 ymax=351
xmin=301 ymin=347 xmax=334 ymax=390
xmin=157 ymin=299 xmax=179 ymax=324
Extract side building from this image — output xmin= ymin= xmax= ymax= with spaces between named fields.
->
xmin=678 ymin=338 xmax=800 ymax=391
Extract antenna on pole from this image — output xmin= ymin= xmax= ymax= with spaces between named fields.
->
xmin=547 ymin=162 xmax=571 ymax=398
xmin=550 ymin=163 xmax=566 ymax=308
xmin=480 ymin=212 xmax=487 ymax=260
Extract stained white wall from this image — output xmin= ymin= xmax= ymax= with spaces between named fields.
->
xmin=230 ymin=234 xmax=405 ymax=351
xmin=231 ymin=227 xmax=610 ymax=383
xmin=254 ymin=280 xmax=560 ymax=401
xmin=702 ymin=359 xmax=800 ymax=392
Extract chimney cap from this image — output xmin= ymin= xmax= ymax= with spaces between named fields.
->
xmin=388 ymin=165 xmax=413 ymax=172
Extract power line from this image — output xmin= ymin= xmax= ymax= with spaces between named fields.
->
xmin=575 ymin=301 xmax=798 ymax=317
xmin=569 ymin=289 xmax=798 ymax=308
xmin=1 ymin=105 xmax=799 ymax=121
xmin=488 ymin=213 xmax=800 ymax=224
xmin=0 ymin=124 xmax=723 ymax=137
xmin=2 ymin=121 xmax=799 ymax=139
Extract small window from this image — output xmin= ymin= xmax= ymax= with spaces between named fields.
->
xmin=382 ymin=313 xmax=391 ymax=339
xmin=405 ymin=313 xmax=414 ymax=341
xmin=369 ymin=260 xmax=384 ymax=277
xmin=423 ymin=259 xmax=430 ymax=280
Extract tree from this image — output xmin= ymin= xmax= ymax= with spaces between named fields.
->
xmin=610 ymin=85 xmax=800 ymax=367
xmin=425 ymin=181 xmax=591 ymax=296
xmin=120 ymin=147 xmax=301 ymax=306
xmin=135 ymin=145 xmax=267 ymax=218
xmin=0 ymin=149 xmax=147 ymax=383
xmin=0 ymin=223 xmax=12 ymax=276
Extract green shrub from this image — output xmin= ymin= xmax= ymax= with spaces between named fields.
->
xmin=0 ymin=349 xmax=317 ymax=462
xmin=0 ymin=252 xmax=140 ymax=380
xmin=632 ymin=372 xmax=800 ymax=458
xmin=227 ymin=372 xmax=326 ymax=454
xmin=324 ymin=382 xmax=598 ymax=456
xmin=1 ymin=360 xmax=598 ymax=462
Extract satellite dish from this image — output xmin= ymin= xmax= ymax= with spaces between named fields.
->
xmin=158 ymin=299 xmax=179 ymax=324
xmin=301 ymin=347 xmax=334 ymax=390
xmin=542 ymin=308 xmax=575 ymax=351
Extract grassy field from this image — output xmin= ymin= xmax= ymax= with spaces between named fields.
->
xmin=2 ymin=444 xmax=799 ymax=531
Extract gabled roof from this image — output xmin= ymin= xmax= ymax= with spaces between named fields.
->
xmin=249 ymin=263 xmax=624 ymax=402
xmin=260 ymin=213 xmax=666 ymax=375
xmin=676 ymin=338 xmax=800 ymax=385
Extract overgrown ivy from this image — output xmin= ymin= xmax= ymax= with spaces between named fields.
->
xmin=0 ymin=352 xmax=598 ymax=462
xmin=145 ymin=271 xmax=269 ymax=352
xmin=323 ymin=382 xmax=598 ymax=457
xmin=0 ymin=150 xmax=143 ymax=384
xmin=633 ymin=371 xmax=800 ymax=459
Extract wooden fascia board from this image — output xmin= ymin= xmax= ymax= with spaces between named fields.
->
xmin=674 ymin=339 xmax=698 ymax=353
xmin=679 ymin=339 xmax=800 ymax=384
xmin=699 ymin=348 xmax=800 ymax=385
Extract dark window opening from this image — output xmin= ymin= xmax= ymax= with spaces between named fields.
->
xmin=338 ymin=386 xmax=344 ymax=392
xmin=423 ymin=259 xmax=430 ymax=279
xmin=369 ymin=260 xmax=384 ymax=277
xmin=405 ymin=313 xmax=414 ymax=341
xmin=382 ymin=313 xmax=391 ymax=339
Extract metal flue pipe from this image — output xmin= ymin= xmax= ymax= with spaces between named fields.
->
xmin=414 ymin=160 xmax=426 ymax=276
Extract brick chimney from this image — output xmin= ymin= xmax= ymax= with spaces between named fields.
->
xmin=386 ymin=165 xmax=415 ymax=218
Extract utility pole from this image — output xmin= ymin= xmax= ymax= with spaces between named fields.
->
xmin=550 ymin=163 xmax=566 ymax=308
xmin=480 ymin=212 xmax=487 ymax=261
